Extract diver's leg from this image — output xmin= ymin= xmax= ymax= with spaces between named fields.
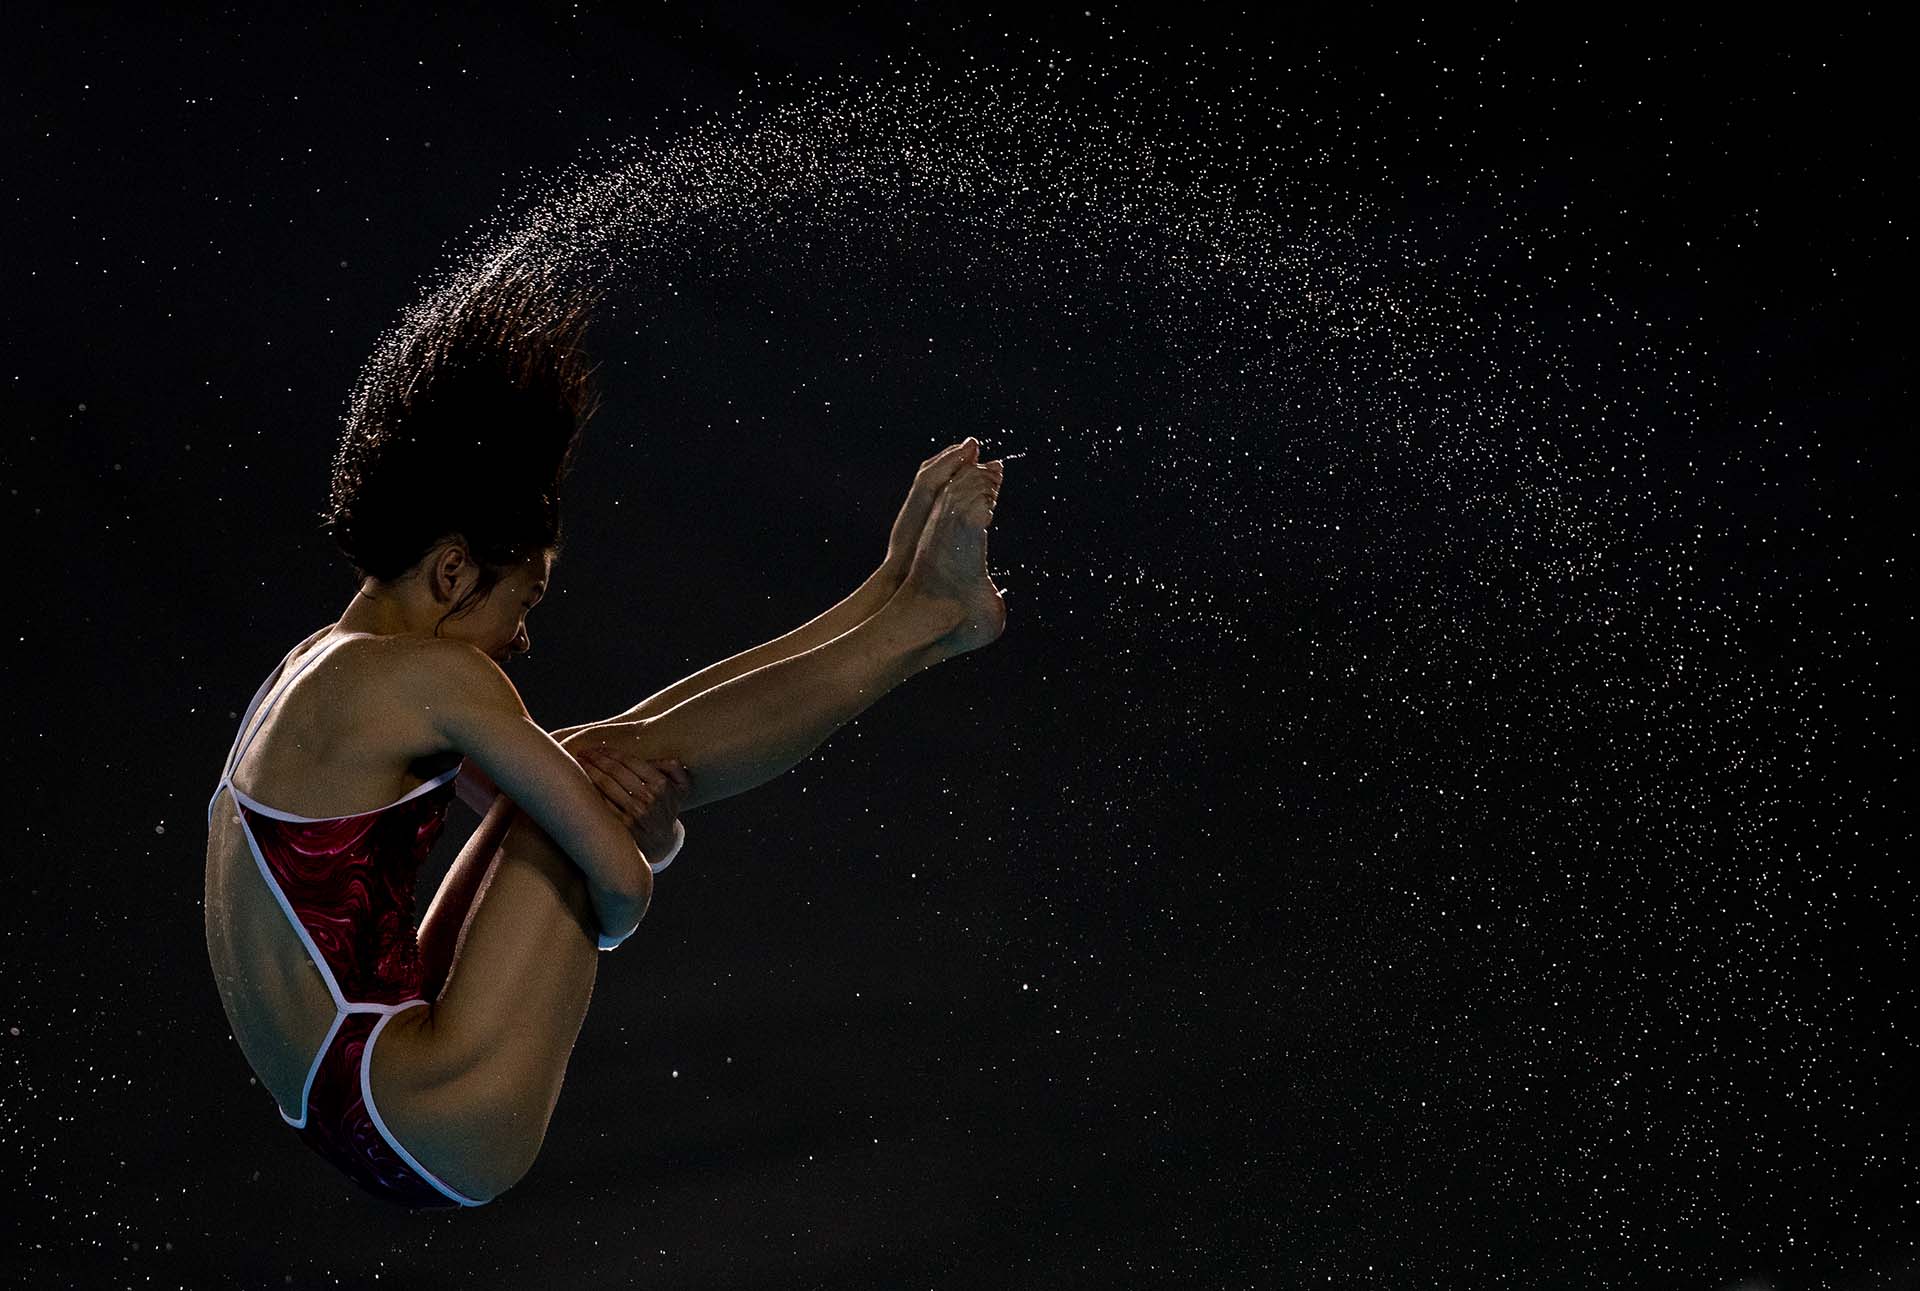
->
xmin=554 ymin=461 xmax=1006 ymax=812
xmin=371 ymin=797 xmax=602 ymax=1202
xmin=409 ymin=580 xmax=947 ymax=1001
xmin=415 ymin=800 xmax=517 ymax=1004
xmin=370 ymin=467 xmax=1005 ymax=1201
xmin=413 ymin=448 xmax=1004 ymax=999
xmin=584 ymin=439 xmax=991 ymax=727
xmin=563 ymin=590 xmax=953 ymax=811
xmin=371 ymin=582 xmax=951 ymax=1201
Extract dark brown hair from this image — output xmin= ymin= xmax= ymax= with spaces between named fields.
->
xmin=320 ymin=256 xmax=607 ymax=627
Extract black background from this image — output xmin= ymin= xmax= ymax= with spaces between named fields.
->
xmin=2 ymin=4 xmax=1905 ymax=1288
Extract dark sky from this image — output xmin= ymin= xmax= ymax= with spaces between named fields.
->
xmin=4 ymin=5 xmax=1906 ymax=1289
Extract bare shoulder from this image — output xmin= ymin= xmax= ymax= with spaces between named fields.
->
xmin=371 ymin=636 xmax=530 ymax=735
xmin=313 ymin=634 xmax=525 ymax=760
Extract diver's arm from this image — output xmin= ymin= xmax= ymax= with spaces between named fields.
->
xmin=404 ymin=639 xmax=655 ymax=944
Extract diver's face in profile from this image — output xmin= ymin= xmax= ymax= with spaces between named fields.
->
xmin=445 ymin=548 xmax=552 ymax=664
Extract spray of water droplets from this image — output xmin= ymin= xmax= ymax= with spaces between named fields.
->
xmin=352 ymin=64 xmax=1857 ymax=1235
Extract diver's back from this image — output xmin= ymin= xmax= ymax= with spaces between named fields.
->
xmin=202 ymin=630 xmax=462 ymax=1118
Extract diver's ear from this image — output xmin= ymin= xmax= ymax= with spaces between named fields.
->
xmin=430 ymin=537 xmax=472 ymax=603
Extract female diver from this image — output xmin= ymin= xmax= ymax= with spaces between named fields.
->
xmin=203 ymin=262 xmax=1007 ymax=1208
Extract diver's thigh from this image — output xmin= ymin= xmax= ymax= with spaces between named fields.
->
xmin=369 ymin=815 xmax=602 ymax=1197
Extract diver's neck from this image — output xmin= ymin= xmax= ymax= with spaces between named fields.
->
xmin=335 ymin=582 xmax=435 ymax=638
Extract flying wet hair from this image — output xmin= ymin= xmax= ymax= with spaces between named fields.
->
xmin=321 ymin=255 xmax=608 ymax=631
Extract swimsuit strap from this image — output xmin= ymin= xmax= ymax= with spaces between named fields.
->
xmin=224 ymin=634 xmax=363 ymax=781
xmin=217 ymin=640 xmax=306 ymax=787
xmin=209 ymin=634 xmax=361 ymax=824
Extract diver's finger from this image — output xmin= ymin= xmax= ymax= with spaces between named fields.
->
xmin=582 ymin=747 xmax=648 ymax=799
xmin=583 ymin=764 xmax=640 ymax=825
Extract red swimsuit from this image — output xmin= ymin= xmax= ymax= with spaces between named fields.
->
xmin=208 ymin=634 xmax=486 ymax=1210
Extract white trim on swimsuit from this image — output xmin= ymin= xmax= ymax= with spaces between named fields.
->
xmin=209 ymin=634 xmax=485 ymax=1208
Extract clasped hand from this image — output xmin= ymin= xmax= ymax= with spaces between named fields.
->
xmin=573 ymin=744 xmax=690 ymax=867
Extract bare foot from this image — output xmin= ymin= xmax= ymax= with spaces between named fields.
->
xmin=901 ymin=461 xmax=1008 ymax=657
xmin=883 ymin=438 xmax=1005 ymax=580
